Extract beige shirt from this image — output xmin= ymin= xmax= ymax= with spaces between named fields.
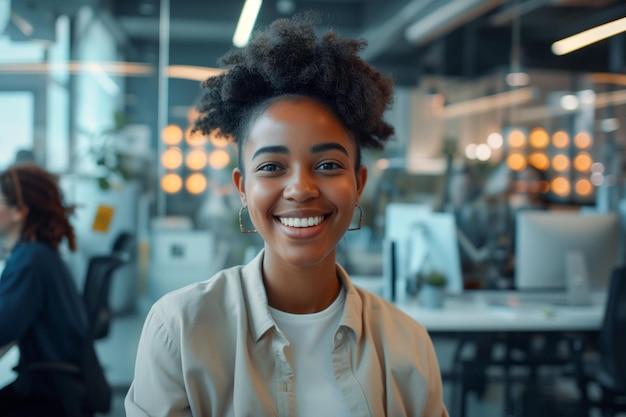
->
xmin=125 ymin=250 xmax=449 ymax=417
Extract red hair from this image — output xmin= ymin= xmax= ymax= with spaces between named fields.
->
xmin=0 ymin=164 xmax=76 ymax=251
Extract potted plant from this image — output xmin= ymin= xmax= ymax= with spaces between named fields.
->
xmin=419 ymin=270 xmax=447 ymax=309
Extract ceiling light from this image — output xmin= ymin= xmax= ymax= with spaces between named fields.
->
xmin=487 ymin=132 xmax=503 ymax=149
xmin=551 ymin=16 xmax=626 ymax=56
xmin=506 ymin=71 xmax=529 ymax=87
xmin=560 ymin=94 xmax=579 ymax=111
xmin=443 ymin=87 xmax=536 ymax=118
xmin=233 ymin=0 xmax=262 ymax=48
xmin=167 ymin=65 xmax=225 ymax=81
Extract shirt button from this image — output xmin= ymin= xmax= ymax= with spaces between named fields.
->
xmin=335 ymin=332 xmax=344 ymax=341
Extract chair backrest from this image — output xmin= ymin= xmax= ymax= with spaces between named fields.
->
xmin=112 ymin=232 xmax=135 ymax=262
xmin=599 ymin=265 xmax=626 ymax=387
xmin=82 ymin=256 xmax=123 ymax=339
xmin=82 ymin=232 xmax=135 ymax=340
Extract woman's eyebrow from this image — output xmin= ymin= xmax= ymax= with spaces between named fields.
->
xmin=310 ymin=143 xmax=348 ymax=156
xmin=252 ymin=145 xmax=289 ymax=159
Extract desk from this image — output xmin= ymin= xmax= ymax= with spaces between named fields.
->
xmin=396 ymin=290 xmax=605 ymax=333
xmin=395 ymin=290 xmax=605 ymax=417
xmin=350 ymin=275 xmax=606 ymax=332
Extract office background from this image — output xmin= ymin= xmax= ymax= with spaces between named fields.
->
xmin=1 ymin=1 xmax=626 ymax=416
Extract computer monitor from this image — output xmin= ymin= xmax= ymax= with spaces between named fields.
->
xmin=515 ymin=210 xmax=620 ymax=291
xmin=385 ymin=203 xmax=463 ymax=296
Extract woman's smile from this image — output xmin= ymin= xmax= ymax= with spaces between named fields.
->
xmin=278 ymin=215 xmax=325 ymax=228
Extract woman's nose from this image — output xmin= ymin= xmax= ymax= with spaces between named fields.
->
xmin=283 ymin=168 xmax=320 ymax=201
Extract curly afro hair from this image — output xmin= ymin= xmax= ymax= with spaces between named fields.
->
xmin=193 ymin=12 xmax=395 ymax=167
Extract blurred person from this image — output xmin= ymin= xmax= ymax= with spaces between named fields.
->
xmin=125 ymin=13 xmax=448 ymax=417
xmin=465 ymin=163 xmax=549 ymax=285
xmin=508 ymin=165 xmax=549 ymax=213
xmin=13 ymin=149 xmax=36 ymax=166
xmin=0 ymin=164 xmax=93 ymax=416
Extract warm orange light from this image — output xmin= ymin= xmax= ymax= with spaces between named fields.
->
xmin=551 ymin=154 xmax=570 ymax=172
xmin=506 ymin=153 xmax=527 ymax=171
xmin=529 ymin=127 xmax=549 ymax=149
xmin=208 ymin=149 xmax=231 ymax=170
xmin=185 ymin=173 xmax=208 ymax=194
xmin=160 ymin=147 xmax=183 ymax=170
xmin=574 ymin=132 xmax=593 ymax=149
xmin=539 ymin=180 xmax=550 ymax=194
xmin=377 ymin=159 xmax=390 ymax=170
xmin=575 ymin=178 xmax=593 ymax=196
xmin=186 ymin=148 xmax=208 ymax=170
xmin=552 ymin=130 xmax=570 ymax=149
xmin=528 ymin=152 xmax=550 ymax=171
xmin=187 ymin=107 xmax=200 ymax=124
xmin=161 ymin=173 xmax=183 ymax=194
xmin=551 ymin=177 xmax=571 ymax=196
xmin=507 ymin=129 xmax=526 ymax=148
xmin=573 ymin=152 xmax=593 ymax=172
xmin=161 ymin=124 xmax=183 ymax=145
xmin=209 ymin=129 xmax=231 ymax=148
xmin=185 ymin=127 xmax=208 ymax=147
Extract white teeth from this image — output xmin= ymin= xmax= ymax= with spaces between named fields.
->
xmin=279 ymin=216 xmax=324 ymax=228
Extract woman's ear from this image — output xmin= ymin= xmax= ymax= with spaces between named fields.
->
xmin=11 ymin=205 xmax=28 ymax=224
xmin=232 ymin=168 xmax=246 ymax=206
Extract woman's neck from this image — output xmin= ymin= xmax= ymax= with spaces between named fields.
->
xmin=1 ymin=230 xmax=21 ymax=255
xmin=262 ymin=253 xmax=341 ymax=314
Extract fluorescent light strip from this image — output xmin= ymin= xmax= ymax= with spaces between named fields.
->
xmin=0 ymin=62 xmax=227 ymax=81
xmin=167 ymin=65 xmax=226 ymax=81
xmin=552 ymin=16 xmax=626 ymax=56
xmin=594 ymin=89 xmax=626 ymax=108
xmin=443 ymin=87 xmax=536 ymax=118
xmin=233 ymin=0 xmax=262 ymax=48
xmin=589 ymin=73 xmax=626 ymax=86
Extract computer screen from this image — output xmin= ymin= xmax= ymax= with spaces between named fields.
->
xmin=515 ymin=210 xmax=620 ymax=290
xmin=385 ymin=203 xmax=463 ymax=296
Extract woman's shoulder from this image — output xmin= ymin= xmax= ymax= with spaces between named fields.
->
xmin=8 ymin=240 xmax=56 ymax=266
xmin=150 ymin=263 xmax=251 ymax=322
xmin=354 ymin=286 xmax=429 ymax=336
xmin=160 ymin=263 xmax=246 ymax=301
xmin=143 ymin=263 xmax=262 ymax=346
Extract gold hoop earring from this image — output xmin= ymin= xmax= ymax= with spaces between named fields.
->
xmin=347 ymin=205 xmax=362 ymax=231
xmin=239 ymin=206 xmax=257 ymax=233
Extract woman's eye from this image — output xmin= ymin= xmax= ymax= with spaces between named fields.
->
xmin=258 ymin=163 xmax=282 ymax=172
xmin=317 ymin=162 xmax=342 ymax=170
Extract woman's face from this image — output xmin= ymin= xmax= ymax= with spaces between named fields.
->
xmin=233 ymin=97 xmax=367 ymax=268
xmin=0 ymin=190 xmax=23 ymax=244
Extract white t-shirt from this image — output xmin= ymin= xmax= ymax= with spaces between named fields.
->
xmin=270 ymin=287 xmax=351 ymax=417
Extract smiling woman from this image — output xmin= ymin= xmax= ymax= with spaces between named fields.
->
xmin=125 ymin=12 xmax=449 ymax=417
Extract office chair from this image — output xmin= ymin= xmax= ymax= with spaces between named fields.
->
xmin=573 ymin=265 xmax=626 ymax=416
xmin=83 ymin=231 xmax=135 ymax=339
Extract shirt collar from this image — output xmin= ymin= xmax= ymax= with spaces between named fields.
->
xmin=241 ymin=249 xmax=275 ymax=342
xmin=241 ymin=249 xmax=364 ymax=343
xmin=336 ymin=263 xmax=364 ymax=342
